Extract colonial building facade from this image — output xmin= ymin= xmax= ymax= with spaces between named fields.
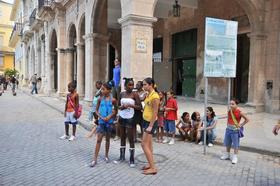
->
xmin=12 ymin=0 xmax=280 ymax=114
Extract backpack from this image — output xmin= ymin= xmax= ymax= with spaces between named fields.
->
xmin=68 ymin=95 xmax=82 ymax=119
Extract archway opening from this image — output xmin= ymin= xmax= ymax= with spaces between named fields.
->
xmin=69 ymin=24 xmax=77 ymax=82
xmin=50 ymin=30 xmax=58 ymax=91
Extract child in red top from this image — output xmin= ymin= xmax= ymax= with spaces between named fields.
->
xmin=60 ymin=81 xmax=79 ymax=141
xmin=162 ymin=90 xmax=178 ymax=145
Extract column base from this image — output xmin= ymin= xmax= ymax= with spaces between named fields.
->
xmin=245 ymin=102 xmax=265 ymax=113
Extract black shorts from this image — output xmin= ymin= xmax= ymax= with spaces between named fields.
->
xmin=119 ymin=117 xmax=135 ymax=129
xmin=134 ymin=111 xmax=143 ymax=126
xmin=143 ymin=120 xmax=158 ymax=135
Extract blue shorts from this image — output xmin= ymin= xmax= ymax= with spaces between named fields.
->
xmin=96 ymin=124 xmax=113 ymax=135
xmin=65 ymin=112 xmax=78 ymax=125
xmin=142 ymin=120 xmax=158 ymax=135
xmin=164 ymin=120 xmax=176 ymax=133
xmin=224 ymin=128 xmax=240 ymax=149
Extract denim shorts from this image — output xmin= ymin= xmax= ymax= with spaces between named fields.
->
xmin=142 ymin=120 xmax=158 ymax=135
xmin=164 ymin=120 xmax=176 ymax=133
xmin=65 ymin=111 xmax=78 ymax=125
xmin=96 ymin=123 xmax=113 ymax=135
xmin=224 ymin=128 xmax=240 ymax=149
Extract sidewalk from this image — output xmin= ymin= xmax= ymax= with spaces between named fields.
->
xmin=21 ymin=88 xmax=280 ymax=156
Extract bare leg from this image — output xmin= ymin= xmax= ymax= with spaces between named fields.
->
xmin=93 ymin=134 xmax=103 ymax=161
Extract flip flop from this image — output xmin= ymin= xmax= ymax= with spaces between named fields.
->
xmin=142 ymin=168 xmax=157 ymax=175
xmin=141 ymin=165 xmax=150 ymax=170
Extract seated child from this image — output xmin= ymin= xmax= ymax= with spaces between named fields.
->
xmin=190 ymin=111 xmax=202 ymax=143
xmin=176 ymin=112 xmax=191 ymax=141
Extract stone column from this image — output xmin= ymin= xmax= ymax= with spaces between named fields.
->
xmin=247 ymin=32 xmax=267 ymax=112
xmin=39 ymin=38 xmax=45 ymax=93
xmin=57 ymin=48 xmax=66 ymax=96
xmin=65 ymin=48 xmax=74 ymax=91
xmin=83 ymin=33 xmax=94 ymax=101
xmin=22 ymin=42 xmax=28 ymax=86
xmin=75 ymin=42 xmax=85 ymax=97
xmin=118 ymin=15 xmax=157 ymax=86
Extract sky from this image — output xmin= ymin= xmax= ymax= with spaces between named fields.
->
xmin=2 ymin=0 xmax=14 ymax=4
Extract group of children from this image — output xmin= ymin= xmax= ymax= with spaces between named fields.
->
xmin=156 ymin=91 xmax=217 ymax=147
xmin=60 ymin=80 xmax=249 ymax=167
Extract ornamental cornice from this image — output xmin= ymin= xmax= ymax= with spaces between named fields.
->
xmin=118 ymin=14 xmax=158 ymax=28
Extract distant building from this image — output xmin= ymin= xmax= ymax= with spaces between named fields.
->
xmin=0 ymin=0 xmax=14 ymax=75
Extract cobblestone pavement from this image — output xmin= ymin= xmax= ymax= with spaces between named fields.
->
xmin=0 ymin=91 xmax=280 ymax=186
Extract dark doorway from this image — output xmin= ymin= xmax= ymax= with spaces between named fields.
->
xmin=53 ymin=52 xmax=58 ymax=90
xmin=172 ymin=29 xmax=197 ymax=96
xmin=233 ymin=34 xmax=250 ymax=103
xmin=108 ymin=45 xmax=116 ymax=80
xmin=50 ymin=31 xmax=58 ymax=91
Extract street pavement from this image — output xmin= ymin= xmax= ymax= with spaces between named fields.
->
xmin=0 ymin=89 xmax=280 ymax=185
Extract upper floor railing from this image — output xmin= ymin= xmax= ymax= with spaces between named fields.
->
xmin=29 ymin=8 xmax=37 ymax=26
xmin=38 ymin=0 xmax=54 ymax=9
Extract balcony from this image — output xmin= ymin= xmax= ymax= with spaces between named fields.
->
xmin=29 ymin=8 xmax=43 ymax=31
xmin=9 ymin=23 xmax=23 ymax=47
xmin=37 ymin=0 xmax=55 ymax=19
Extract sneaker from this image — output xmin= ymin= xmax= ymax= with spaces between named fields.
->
xmin=113 ymin=136 xmax=120 ymax=141
xmin=59 ymin=134 xmax=69 ymax=140
xmin=89 ymin=160 xmax=97 ymax=167
xmin=162 ymin=138 xmax=169 ymax=144
xmin=198 ymin=141 xmax=203 ymax=145
xmin=232 ymin=155 xmax=238 ymax=164
xmin=129 ymin=163 xmax=136 ymax=168
xmin=68 ymin=136 xmax=76 ymax=141
xmin=105 ymin=157 xmax=110 ymax=163
xmin=220 ymin=153 xmax=230 ymax=160
xmin=208 ymin=143 xmax=213 ymax=147
xmin=168 ymin=138 xmax=175 ymax=145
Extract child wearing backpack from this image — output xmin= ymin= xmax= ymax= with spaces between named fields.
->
xmin=90 ymin=80 xmax=118 ymax=167
xmin=60 ymin=81 xmax=80 ymax=141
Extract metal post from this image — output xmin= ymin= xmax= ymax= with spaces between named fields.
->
xmin=203 ymin=77 xmax=208 ymax=155
xmin=228 ymin=78 xmax=231 ymax=111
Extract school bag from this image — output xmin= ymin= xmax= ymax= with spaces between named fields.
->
xmin=68 ymin=95 xmax=83 ymax=119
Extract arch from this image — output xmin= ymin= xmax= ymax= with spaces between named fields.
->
xmin=152 ymin=0 xmax=264 ymax=32
xmin=49 ymin=29 xmax=57 ymax=51
xmin=78 ymin=13 xmax=86 ymax=43
xmin=67 ymin=23 xmax=77 ymax=47
xmin=90 ymin=0 xmax=106 ymax=33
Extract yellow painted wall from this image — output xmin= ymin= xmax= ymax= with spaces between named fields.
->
xmin=0 ymin=1 xmax=15 ymax=74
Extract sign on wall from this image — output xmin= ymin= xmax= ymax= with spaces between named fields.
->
xmin=204 ymin=17 xmax=238 ymax=77
xmin=135 ymin=38 xmax=147 ymax=53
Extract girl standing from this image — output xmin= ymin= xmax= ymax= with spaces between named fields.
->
xmin=114 ymin=78 xmax=142 ymax=167
xmin=220 ymin=98 xmax=249 ymax=164
xmin=163 ymin=91 xmax=178 ymax=145
xmin=60 ymin=81 xmax=79 ymax=141
xmin=90 ymin=81 xmax=118 ymax=167
xmin=141 ymin=77 xmax=159 ymax=175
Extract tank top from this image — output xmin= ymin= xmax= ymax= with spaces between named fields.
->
xmin=119 ymin=98 xmax=135 ymax=119
xmin=66 ymin=93 xmax=77 ymax=112
xmin=98 ymin=95 xmax=114 ymax=124
xmin=227 ymin=108 xmax=241 ymax=125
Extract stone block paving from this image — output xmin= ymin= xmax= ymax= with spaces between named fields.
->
xmin=0 ymin=90 xmax=280 ymax=186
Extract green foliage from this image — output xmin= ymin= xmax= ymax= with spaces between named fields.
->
xmin=4 ymin=68 xmax=18 ymax=78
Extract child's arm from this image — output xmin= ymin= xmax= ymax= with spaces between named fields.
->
xmin=64 ymin=95 xmax=68 ymax=117
xmin=132 ymin=93 xmax=142 ymax=111
xmin=104 ymin=98 xmax=118 ymax=121
xmin=95 ymin=98 xmax=103 ymax=120
xmin=240 ymin=112 xmax=249 ymax=127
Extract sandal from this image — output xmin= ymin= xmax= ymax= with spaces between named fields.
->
xmin=142 ymin=168 xmax=157 ymax=175
xmin=141 ymin=165 xmax=150 ymax=170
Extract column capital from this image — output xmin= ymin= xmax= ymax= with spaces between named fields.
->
xmin=118 ymin=14 xmax=158 ymax=28
xmin=83 ymin=33 xmax=109 ymax=41
xmin=247 ymin=32 xmax=267 ymax=40
xmin=75 ymin=42 xmax=85 ymax=47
